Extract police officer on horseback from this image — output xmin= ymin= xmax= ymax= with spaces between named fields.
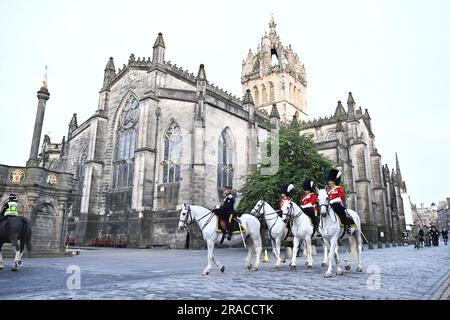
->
xmin=0 ymin=194 xmax=20 ymax=222
xmin=212 ymin=186 xmax=236 ymax=242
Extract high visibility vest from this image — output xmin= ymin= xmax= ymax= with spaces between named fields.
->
xmin=5 ymin=201 xmax=19 ymax=216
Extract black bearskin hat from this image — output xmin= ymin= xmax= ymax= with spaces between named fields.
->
xmin=327 ymin=169 xmax=342 ymax=184
xmin=303 ymin=180 xmax=315 ymax=192
xmin=280 ymin=184 xmax=294 ymax=195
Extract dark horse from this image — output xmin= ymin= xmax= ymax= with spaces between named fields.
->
xmin=0 ymin=216 xmax=32 ymax=271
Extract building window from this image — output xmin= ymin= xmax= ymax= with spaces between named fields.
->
xmin=253 ymin=86 xmax=259 ymax=105
xmin=112 ymin=95 xmax=139 ymax=189
xmin=326 ymin=130 xmax=337 ymax=141
xmin=269 ymin=82 xmax=275 ymax=103
xmin=217 ymin=128 xmax=234 ymax=188
xmin=162 ymin=121 xmax=182 ymax=183
xmin=78 ymin=150 xmax=87 ymax=192
xmin=261 ymin=85 xmax=267 ymax=104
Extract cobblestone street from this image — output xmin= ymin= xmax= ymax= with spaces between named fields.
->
xmin=0 ymin=244 xmax=448 ymax=300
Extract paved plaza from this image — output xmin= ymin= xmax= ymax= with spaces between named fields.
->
xmin=0 ymin=244 xmax=448 ymax=300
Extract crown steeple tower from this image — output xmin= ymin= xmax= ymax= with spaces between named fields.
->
xmin=241 ymin=15 xmax=307 ymax=123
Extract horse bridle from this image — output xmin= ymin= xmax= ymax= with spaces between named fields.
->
xmin=251 ymin=201 xmax=279 ymax=222
xmin=179 ymin=204 xmax=215 ymax=232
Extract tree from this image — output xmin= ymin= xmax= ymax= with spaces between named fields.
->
xmin=237 ymin=124 xmax=333 ymax=214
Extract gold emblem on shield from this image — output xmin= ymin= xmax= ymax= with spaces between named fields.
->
xmin=46 ymin=174 xmax=58 ymax=187
xmin=9 ymin=169 xmax=26 ymax=184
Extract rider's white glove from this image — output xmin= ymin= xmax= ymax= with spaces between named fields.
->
xmin=214 ymin=205 xmax=220 ymax=209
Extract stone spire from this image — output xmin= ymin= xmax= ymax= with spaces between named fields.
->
xmin=347 ymin=92 xmax=355 ymax=114
xmin=68 ymin=113 xmax=78 ymax=139
xmin=396 ymin=153 xmax=403 ymax=183
xmin=242 ymin=89 xmax=255 ymax=105
xmin=197 ymin=64 xmax=207 ymax=81
xmin=102 ymin=57 xmax=116 ymax=88
xmin=334 ymin=101 xmax=347 ymax=119
xmin=27 ymin=67 xmax=50 ymax=167
xmin=270 ymin=104 xmax=280 ymax=119
xmin=152 ymin=32 xmax=165 ymax=64
xmin=291 ymin=111 xmax=300 ymax=128
xmin=269 ymin=13 xmax=277 ymax=35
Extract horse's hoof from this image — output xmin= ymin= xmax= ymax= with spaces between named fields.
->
xmin=11 ymin=268 xmax=18 ymax=272
xmin=321 ymin=262 xmax=327 ymax=267
xmin=290 ymin=265 xmax=296 ymax=270
xmin=220 ymin=265 xmax=225 ymax=273
xmin=247 ymin=264 xmax=252 ymax=270
xmin=324 ymin=272 xmax=332 ymax=278
xmin=202 ymin=271 xmax=209 ymax=276
xmin=307 ymin=264 xmax=313 ymax=269
xmin=336 ymin=270 xmax=343 ymax=275
xmin=281 ymin=258 xmax=286 ymax=263
xmin=273 ymin=265 xmax=279 ymax=269
xmin=345 ymin=265 xmax=351 ymax=271
xmin=251 ymin=267 xmax=259 ymax=271
xmin=356 ymin=267 xmax=363 ymax=272
xmin=16 ymin=261 xmax=22 ymax=266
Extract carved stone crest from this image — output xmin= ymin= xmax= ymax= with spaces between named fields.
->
xmin=9 ymin=168 xmax=26 ymax=184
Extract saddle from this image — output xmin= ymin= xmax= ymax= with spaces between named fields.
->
xmin=216 ymin=217 xmax=247 ymax=234
xmin=336 ymin=212 xmax=356 ymax=228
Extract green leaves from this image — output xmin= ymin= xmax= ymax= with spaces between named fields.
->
xmin=237 ymin=126 xmax=333 ymax=214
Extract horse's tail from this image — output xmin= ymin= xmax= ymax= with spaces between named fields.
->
xmin=21 ymin=218 xmax=32 ymax=253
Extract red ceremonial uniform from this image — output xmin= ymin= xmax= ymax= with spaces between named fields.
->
xmin=278 ymin=196 xmax=291 ymax=210
xmin=327 ymin=186 xmax=345 ymax=204
xmin=301 ymin=193 xmax=317 ymax=209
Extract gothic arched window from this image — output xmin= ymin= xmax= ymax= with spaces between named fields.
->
xmin=261 ymin=85 xmax=267 ymax=104
xmin=326 ymin=130 xmax=337 ymax=141
xmin=112 ymin=95 xmax=139 ymax=189
xmin=253 ymin=86 xmax=259 ymax=105
xmin=269 ymin=82 xmax=275 ymax=103
xmin=217 ymin=128 xmax=234 ymax=188
xmin=162 ymin=121 xmax=182 ymax=183
xmin=293 ymin=86 xmax=298 ymax=105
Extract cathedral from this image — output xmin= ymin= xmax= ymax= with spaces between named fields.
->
xmin=0 ymin=17 xmax=411 ymax=252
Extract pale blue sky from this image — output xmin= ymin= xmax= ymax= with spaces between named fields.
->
xmin=0 ymin=0 xmax=449 ymax=206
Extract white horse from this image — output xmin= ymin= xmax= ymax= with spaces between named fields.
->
xmin=250 ymin=200 xmax=289 ymax=269
xmin=280 ymin=199 xmax=334 ymax=270
xmin=317 ymin=189 xmax=363 ymax=277
xmin=178 ymin=203 xmax=262 ymax=275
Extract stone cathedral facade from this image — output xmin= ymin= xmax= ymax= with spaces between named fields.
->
xmin=0 ymin=17 xmax=411 ymax=252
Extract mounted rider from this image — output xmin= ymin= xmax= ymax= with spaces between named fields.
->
xmin=277 ymin=184 xmax=294 ymax=217
xmin=326 ymin=169 xmax=351 ymax=235
xmin=0 ymin=193 xmax=20 ymax=222
xmin=301 ymin=180 xmax=319 ymax=231
xmin=212 ymin=186 xmax=236 ymax=242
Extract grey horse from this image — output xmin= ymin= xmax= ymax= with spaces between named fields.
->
xmin=0 ymin=216 xmax=32 ymax=271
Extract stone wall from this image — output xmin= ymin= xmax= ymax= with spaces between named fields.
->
xmin=0 ymin=165 xmax=77 ymax=253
